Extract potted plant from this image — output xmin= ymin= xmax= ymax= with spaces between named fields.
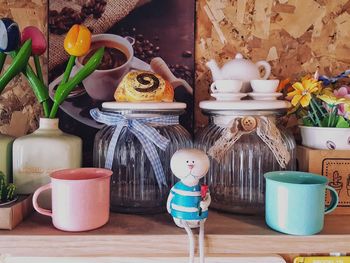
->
xmin=0 ymin=172 xmax=16 ymax=206
xmin=0 ymin=171 xmax=34 ymax=230
xmin=0 ymin=19 xmax=105 ymax=203
xmin=286 ymin=71 xmax=350 ymax=150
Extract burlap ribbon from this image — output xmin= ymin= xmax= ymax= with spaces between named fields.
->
xmin=208 ymin=116 xmax=291 ymax=169
xmin=49 ymin=0 xmax=140 ymax=70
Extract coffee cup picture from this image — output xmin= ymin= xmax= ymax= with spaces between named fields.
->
xmin=75 ymin=34 xmax=150 ymax=101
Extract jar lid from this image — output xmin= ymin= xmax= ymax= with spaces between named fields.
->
xmin=102 ymin=102 xmax=187 ymax=110
xmin=199 ymin=100 xmax=291 ymax=111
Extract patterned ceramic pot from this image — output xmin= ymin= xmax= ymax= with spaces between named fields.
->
xmin=300 ymin=126 xmax=350 ymax=150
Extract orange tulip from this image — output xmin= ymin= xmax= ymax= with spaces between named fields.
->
xmin=64 ymin=24 xmax=91 ymax=57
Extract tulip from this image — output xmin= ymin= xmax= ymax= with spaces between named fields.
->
xmin=49 ymin=47 xmax=104 ymax=118
xmin=64 ymin=24 xmax=91 ymax=57
xmin=21 ymin=57 xmax=50 ymax=117
xmin=60 ymin=25 xmax=91 ymax=87
xmin=0 ymin=40 xmax=32 ymax=93
xmin=0 ymin=18 xmax=20 ymax=73
xmin=21 ymin=26 xmax=47 ymax=83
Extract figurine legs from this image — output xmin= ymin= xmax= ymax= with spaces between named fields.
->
xmin=182 ymin=220 xmax=194 ymax=263
xmin=199 ymin=220 xmax=205 ymax=263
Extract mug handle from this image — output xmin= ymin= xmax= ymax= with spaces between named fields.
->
xmin=124 ymin=36 xmax=135 ymax=46
xmin=210 ymin=82 xmax=217 ymax=93
xmin=325 ymin=185 xmax=339 ymax=214
xmin=32 ymin=183 xmax=52 ymax=217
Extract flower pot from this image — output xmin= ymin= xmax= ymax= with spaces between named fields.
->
xmin=13 ymin=118 xmax=82 ymax=207
xmin=0 ymin=195 xmax=33 ymax=230
xmin=0 ymin=196 xmax=18 ymax=207
xmin=300 ymin=126 xmax=350 ymax=150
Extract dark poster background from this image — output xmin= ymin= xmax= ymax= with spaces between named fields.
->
xmin=49 ymin=0 xmax=195 ymax=166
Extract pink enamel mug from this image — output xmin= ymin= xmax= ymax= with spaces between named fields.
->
xmin=33 ymin=168 xmax=112 ymax=232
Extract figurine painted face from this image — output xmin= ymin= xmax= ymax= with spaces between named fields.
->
xmin=170 ymin=148 xmax=210 ymax=186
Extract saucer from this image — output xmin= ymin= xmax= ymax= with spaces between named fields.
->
xmin=248 ymin=92 xmax=282 ymax=101
xmin=211 ymin=93 xmax=247 ymax=101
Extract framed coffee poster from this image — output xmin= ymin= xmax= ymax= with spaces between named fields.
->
xmin=48 ymin=0 xmax=195 ymax=166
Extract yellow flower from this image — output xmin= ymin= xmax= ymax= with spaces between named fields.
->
xmin=287 ymin=78 xmax=320 ymax=107
xmin=318 ymin=90 xmax=348 ymax=105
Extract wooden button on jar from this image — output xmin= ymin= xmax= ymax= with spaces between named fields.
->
xmin=241 ymin=116 xmax=257 ymax=132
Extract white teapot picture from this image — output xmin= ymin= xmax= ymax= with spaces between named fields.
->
xmin=206 ymin=53 xmax=271 ymax=92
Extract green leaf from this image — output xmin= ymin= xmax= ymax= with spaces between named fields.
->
xmin=302 ymin=117 xmax=314 ymax=126
xmin=321 ymin=116 xmax=330 ymax=127
xmin=336 ymin=116 xmax=350 ymax=128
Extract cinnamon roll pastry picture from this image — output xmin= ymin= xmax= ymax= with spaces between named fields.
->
xmin=115 ymin=71 xmax=174 ymax=102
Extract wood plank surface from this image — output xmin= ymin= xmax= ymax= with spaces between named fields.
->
xmin=2 ymin=255 xmax=287 ymax=263
xmin=0 ymin=211 xmax=349 ymax=257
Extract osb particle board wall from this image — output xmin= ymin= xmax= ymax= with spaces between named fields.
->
xmin=195 ymin=0 xmax=350 ymax=129
xmin=0 ymin=0 xmax=47 ymax=137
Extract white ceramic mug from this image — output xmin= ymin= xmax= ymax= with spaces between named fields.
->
xmin=75 ymin=34 xmax=150 ymax=101
xmin=250 ymin=79 xmax=280 ymax=93
xmin=210 ymin=80 xmax=242 ymax=93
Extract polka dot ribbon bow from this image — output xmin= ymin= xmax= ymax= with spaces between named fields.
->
xmin=208 ymin=116 xmax=291 ymax=169
xmin=90 ymin=108 xmax=179 ymax=188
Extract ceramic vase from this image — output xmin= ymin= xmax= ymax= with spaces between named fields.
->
xmin=300 ymin=126 xmax=350 ymax=150
xmin=0 ymin=134 xmax=14 ymax=183
xmin=13 ymin=118 xmax=82 ymax=197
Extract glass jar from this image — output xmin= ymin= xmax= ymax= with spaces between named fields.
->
xmin=196 ymin=101 xmax=296 ymax=214
xmin=92 ymin=102 xmax=192 ymax=214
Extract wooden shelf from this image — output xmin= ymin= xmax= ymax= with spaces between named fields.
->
xmin=0 ymin=211 xmax=349 ymax=257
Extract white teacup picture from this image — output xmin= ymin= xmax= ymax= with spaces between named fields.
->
xmin=75 ymin=34 xmax=150 ymax=101
xmin=250 ymin=79 xmax=280 ymax=93
xmin=210 ymin=80 xmax=242 ymax=93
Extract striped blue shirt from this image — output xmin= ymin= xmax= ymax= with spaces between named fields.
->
xmin=170 ymin=181 xmax=208 ymax=220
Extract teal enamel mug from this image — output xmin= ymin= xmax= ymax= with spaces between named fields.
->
xmin=264 ymin=171 xmax=339 ymax=235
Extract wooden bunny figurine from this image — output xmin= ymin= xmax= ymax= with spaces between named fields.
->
xmin=167 ymin=148 xmax=211 ymax=263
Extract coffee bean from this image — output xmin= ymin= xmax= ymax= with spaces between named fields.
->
xmin=136 ymin=34 xmax=144 ymax=41
xmin=182 ymin=50 xmax=192 ymax=58
xmin=50 ymin=0 xmax=107 ymax=35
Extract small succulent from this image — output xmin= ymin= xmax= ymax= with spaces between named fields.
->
xmin=0 ymin=172 xmax=16 ymax=203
